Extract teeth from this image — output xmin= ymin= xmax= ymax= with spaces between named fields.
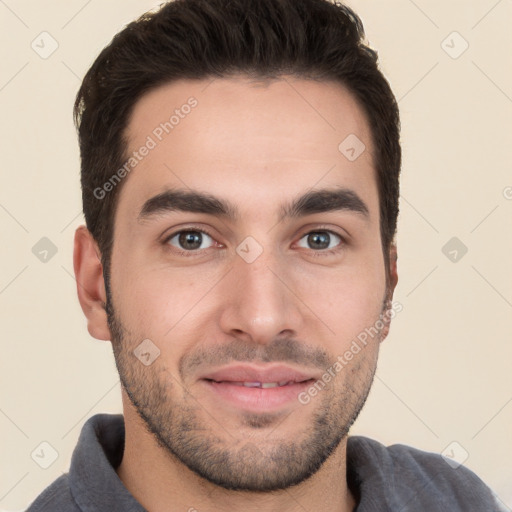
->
xmin=242 ymin=381 xmax=290 ymax=388
xmin=214 ymin=380 xmax=294 ymax=387
xmin=242 ymin=382 xmax=263 ymax=388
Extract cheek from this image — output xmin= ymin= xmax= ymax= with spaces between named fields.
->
xmin=295 ymin=254 xmax=386 ymax=333
xmin=320 ymin=288 xmax=384 ymax=351
xmin=111 ymin=262 xmax=216 ymax=341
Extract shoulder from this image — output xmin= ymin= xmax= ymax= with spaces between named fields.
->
xmin=25 ymin=473 xmax=80 ymax=512
xmin=25 ymin=413 xmax=126 ymax=512
xmin=347 ymin=436 xmax=501 ymax=511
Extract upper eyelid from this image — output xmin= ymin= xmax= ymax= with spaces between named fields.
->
xmin=164 ymin=226 xmax=345 ymax=249
xmin=296 ymin=230 xmax=343 ymax=244
xmin=164 ymin=226 xmax=217 ymax=244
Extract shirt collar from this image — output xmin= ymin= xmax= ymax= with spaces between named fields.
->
xmin=68 ymin=413 xmax=146 ymax=512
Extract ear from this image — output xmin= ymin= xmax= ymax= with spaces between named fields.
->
xmin=380 ymin=242 xmax=398 ymax=342
xmin=73 ymin=225 xmax=111 ymax=341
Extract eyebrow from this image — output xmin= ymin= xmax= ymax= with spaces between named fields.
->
xmin=137 ymin=186 xmax=370 ymax=223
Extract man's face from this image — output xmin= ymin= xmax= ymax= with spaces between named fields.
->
xmin=106 ymin=76 xmax=395 ymax=491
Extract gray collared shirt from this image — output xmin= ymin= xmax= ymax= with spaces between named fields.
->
xmin=26 ymin=413 xmax=501 ymax=511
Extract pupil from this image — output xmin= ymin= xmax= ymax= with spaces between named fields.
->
xmin=179 ymin=231 xmax=202 ymax=250
xmin=309 ymin=232 xmax=329 ymax=249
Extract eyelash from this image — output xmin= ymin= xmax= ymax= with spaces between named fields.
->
xmin=162 ymin=226 xmax=346 ymax=259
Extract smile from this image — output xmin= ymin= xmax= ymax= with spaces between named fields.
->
xmin=208 ymin=380 xmax=301 ymax=388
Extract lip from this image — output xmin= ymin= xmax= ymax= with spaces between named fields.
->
xmin=198 ymin=364 xmax=318 ymax=413
xmin=200 ymin=363 xmax=318 ymax=384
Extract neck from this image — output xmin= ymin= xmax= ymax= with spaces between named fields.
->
xmin=116 ymin=397 xmax=356 ymax=512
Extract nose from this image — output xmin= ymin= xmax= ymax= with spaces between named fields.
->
xmin=217 ymin=245 xmax=304 ymax=345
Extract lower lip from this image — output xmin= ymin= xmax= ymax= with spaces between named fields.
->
xmin=200 ymin=380 xmax=313 ymax=412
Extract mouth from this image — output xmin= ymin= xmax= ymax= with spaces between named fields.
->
xmin=205 ymin=380 xmax=311 ymax=388
xmin=198 ymin=364 xmax=318 ymax=412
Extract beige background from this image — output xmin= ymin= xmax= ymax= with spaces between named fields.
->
xmin=1 ymin=0 xmax=511 ymax=509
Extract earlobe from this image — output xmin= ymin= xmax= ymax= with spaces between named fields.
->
xmin=73 ymin=225 xmax=111 ymax=341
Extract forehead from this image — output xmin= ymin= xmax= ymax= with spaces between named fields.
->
xmin=117 ymin=76 xmax=377 ymax=224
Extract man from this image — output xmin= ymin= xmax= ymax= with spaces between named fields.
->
xmin=27 ymin=0 xmax=499 ymax=510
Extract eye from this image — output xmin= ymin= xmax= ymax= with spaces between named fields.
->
xmin=165 ymin=229 xmax=216 ymax=252
xmin=296 ymin=230 xmax=343 ymax=251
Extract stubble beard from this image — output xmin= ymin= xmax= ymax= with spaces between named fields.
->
xmin=105 ymin=281 xmax=381 ymax=492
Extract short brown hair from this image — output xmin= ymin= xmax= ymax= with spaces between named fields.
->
xmin=74 ymin=0 xmax=401 ymax=276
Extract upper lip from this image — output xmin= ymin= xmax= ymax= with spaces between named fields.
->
xmin=200 ymin=364 xmax=318 ymax=384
